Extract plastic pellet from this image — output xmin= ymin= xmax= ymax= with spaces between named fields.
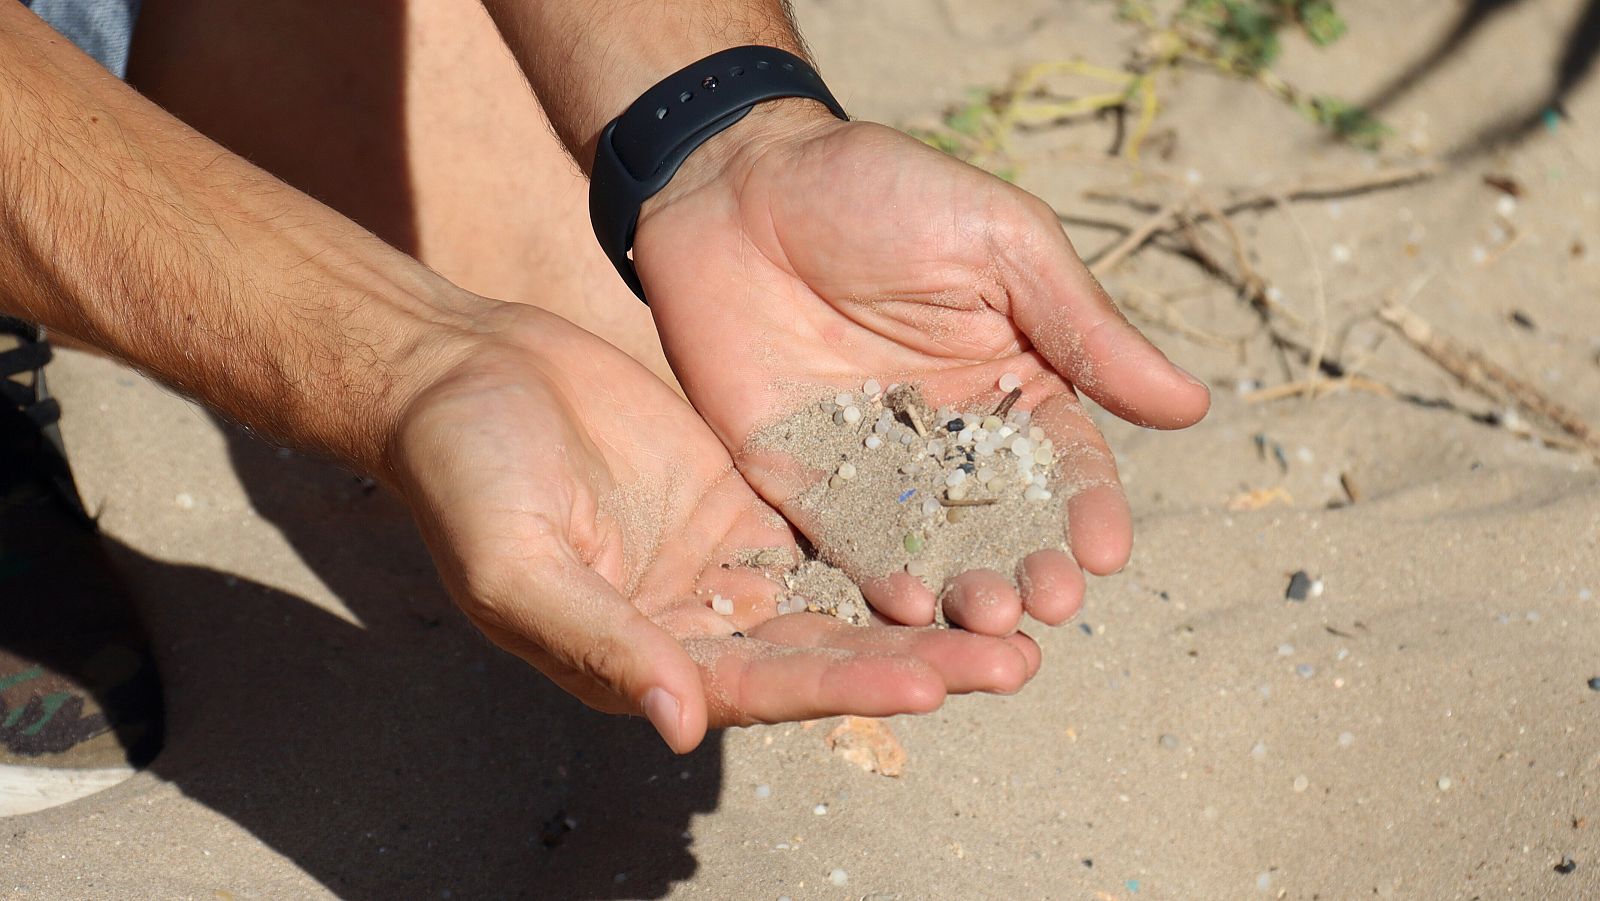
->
xmin=975 ymin=466 xmax=996 ymax=483
xmin=828 ymin=475 xmax=845 ymax=490
xmin=836 ymin=462 xmax=856 ymax=479
xmin=905 ymin=560 xmax=930 ymax=579
xmin=1011 ymin=437 xmax=1034 ymax=457
xmin=834 ymin=392 xmax=853 ymax=407
xmin=946 ymin=507 xmax=965 ymax=523
xmin=903 ymin=532 xmax=924 ymax=554
xmin=998 ymin=372 xmax=1023 ymax=392
xmin=921 ymin=497 xmax=941 ymax=516
xmin=832 ymin=410 xmax=846 ymax=426
xmin=862 ymin=378 xmax=882 ymax=396
xmin=842 ymin=405 xmax=862 ymax=424
xmin=947 ymin=481 xmax=969 ymax=501
xmin=982 ymin=415 xmax=1003 ymax=431
xmin=1024 ymin=485 xmax=1048 ymax=502
xmin=1033 ymin=447 xmax=1054 ymax=465
xmin=945 ymin=470 xmax=967 ymax=487
xmin=711 ymin=595 xmax=734 ymax=616
xmin=864 ymin=435 xmax=883 ymax=449
xmin=1029 ymin=426 xmax=1046 ymax=442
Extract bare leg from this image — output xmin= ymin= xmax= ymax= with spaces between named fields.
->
xmin=126 ymin=0 xmax=672 ymax=384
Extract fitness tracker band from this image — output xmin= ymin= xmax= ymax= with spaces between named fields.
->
xmin=588 ymin=45 xmax=848 ymax=302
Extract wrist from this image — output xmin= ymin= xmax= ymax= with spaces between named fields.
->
xmin=638 ymin=98 xmax=845 ymax=226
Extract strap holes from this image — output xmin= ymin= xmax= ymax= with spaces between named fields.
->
xmin=756 ymin=60 xmax=770 ymax=70
xmin=781 ymin=62 xmax=795 ymax=71
xmin=655 ymin=107 xmax=668 ymax=120
xmin=729 ymin=66 xmax=745 ymax=76
xmin=679 ymin=91 xmax=693 ymax=103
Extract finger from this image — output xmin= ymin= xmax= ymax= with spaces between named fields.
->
xmin=858 ymin=569 xmax=939 ymax=626
xmin=1003 ymin=201 xmax=1211 ymax=429
xmin=687 ymin=631 xmax=948 ymax=725
xmin=1003 ymin=630 xmax=1043 ymax=681
xmin=1030 ymin=391 xmax=1132 ymax=575
xmin=468 ymin=560 xmax=710 ymax=754
xmin=939 ymin=569 xmax=1024 ymax=636
xmin=754 ymin=614 xmax=1031 ymax=695
xmin=1016 ymin=549 xmax=1085 ymax=626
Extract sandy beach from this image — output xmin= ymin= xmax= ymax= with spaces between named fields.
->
xmin=5 ymin=0 xmax=1599 ymax=897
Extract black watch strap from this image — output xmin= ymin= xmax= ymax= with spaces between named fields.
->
xmin=588 ymin=46 xmax=848 ymax=303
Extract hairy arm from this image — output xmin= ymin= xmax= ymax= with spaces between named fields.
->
xmin=0 ymin=5 xmax=471 ymax=475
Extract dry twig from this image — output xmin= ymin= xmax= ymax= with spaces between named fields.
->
xmin=1378 ymin=305 xmax=1600 ymax=458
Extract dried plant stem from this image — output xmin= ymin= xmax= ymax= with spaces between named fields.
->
xmin=1379 ymin=305 xmax=1600 ymax=457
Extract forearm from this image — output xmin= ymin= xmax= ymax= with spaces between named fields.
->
xmin=479 ymin=0 xmax=811 ymax=167
xmin=0 ymin=6 xmax=472 ymax=476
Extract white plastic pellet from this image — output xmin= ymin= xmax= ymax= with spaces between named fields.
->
xmin=899 ymin=432 xmax=915 ymax=445
xmin=842 ymin=405 xmax=862 ymax=424
xmin=1028 ymin=426 xmax=1045 ymax=442
xmin=832 ymin=411 xmax=846 ymax=426
xmin=864 ymin=435 xmax=883 ymax=450
xmin=905 ymin=561 xmax=929 ymax=579
xmin=947 ymin=481 xmax=970 ymax=501
xmin=873 ymin=418 xmax=891 ymax=435
xmin=971 ymin=428 xmax=989 ymax=443
xmin=975 ymin=466 xmax=996 ymax=483
xmin=834 ymin=392 xmax=853 ymax=407
xmin=997 ymin=425 xmax=1015 ymax=439
xmin=985 ymin=478 xmax=1007 ymax=493
xmin=925 ymin=439 xmax=945 ymax=457
xmin=945 ymin=470 xmax=968 ymax=488
xmin=711 ymin=595 xmax=734 ymax=616
xmin=998 ymin=372 xmax=1023 ymax=392
xmin=1024 ymin=485 xmax=1047 ymax=502
xmin=921 ymin=497 xmax=941 ymax=516
xmin=982 ymin=415 xmax=1003 ymax=431
xmin=836 ymin=462 xmax=856 ymax=479
xmin=828 ymin=869 xmax=848 ymax=887
xmin=862 ymin=378 xmax=882 ymax=396
xmin=1033 ymin=447 xmax=1053 ymax=466
xmin=957 ymin=427 xmax=975 ymax=444
xmin=1011 ymin=437 xmax=1034 ymax=457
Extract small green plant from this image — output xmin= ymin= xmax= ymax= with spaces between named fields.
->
xmin=913 ymin=0 xmax=1386 ymax=171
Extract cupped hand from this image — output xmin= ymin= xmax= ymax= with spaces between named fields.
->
xmin=388 ymin=299 xmax=1037 ymax=753
xmin=634 ymin=106 xmax=1210 ymax=633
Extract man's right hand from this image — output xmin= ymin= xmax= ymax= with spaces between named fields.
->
xmin=390 ymin=298 xmax=1039 ymax=752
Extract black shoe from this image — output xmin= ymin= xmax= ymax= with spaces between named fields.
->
xmin=1 ymin=319 xmax=164 ymax=815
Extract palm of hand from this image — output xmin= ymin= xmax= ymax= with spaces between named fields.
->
xmin=392 ymin=303 xmax=1034 ymax=751
xmin=637 ymin=120 xmax=1209 ymax=629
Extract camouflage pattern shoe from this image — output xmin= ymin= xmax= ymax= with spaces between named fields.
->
xmin=1 ymin=318 xmax=163 ymax=816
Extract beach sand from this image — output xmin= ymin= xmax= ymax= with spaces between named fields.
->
xmin=5 ymin=0 xmax=1599 ymax=897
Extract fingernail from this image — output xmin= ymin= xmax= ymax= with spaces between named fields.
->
xmin=1174 ymin=362 xmax=1207 ymax=388
xmin=643 ymin=687 xmax=682 ymax=747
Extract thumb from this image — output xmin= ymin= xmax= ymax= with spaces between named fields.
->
xmin=477 ymin=561 xmax=710 ymax=754
xmin=1006 ymin=206 xmax=1211 ymax=429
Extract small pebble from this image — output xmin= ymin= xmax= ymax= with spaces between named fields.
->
xmin=904 ymin=532 xmax=924 ymax=554
xmin=998 ymin=372 xmax=1023 ymax=392
xmin=836 ymin=462 xmax=856 ymax=480
xmin=946 ymin=418 xmax=965 ymax=433
xmin=1286 ymin=570 xmax=1313 ymax=601
xmin=828 ymin=475 xmax=846 ymax=490
xmin=945 ymin=507 xmax=965 ymax=523
xmin=862 ymin=378 xmax=881 ymax=396
xmin=1588 ymin=677 xmax=1600 ymax=691
xmin=1293 ymin=775 xmax=1309 ymax=793
xmin=832 ymin=410 xmax=846 ymax=426
xmin=842 ymin=405 xmax=862 ymax=424
xmin=1554 ymin=856 xmax=1577 ymax=875
xmin=827 ymin=869 xmax=848 ymax=887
